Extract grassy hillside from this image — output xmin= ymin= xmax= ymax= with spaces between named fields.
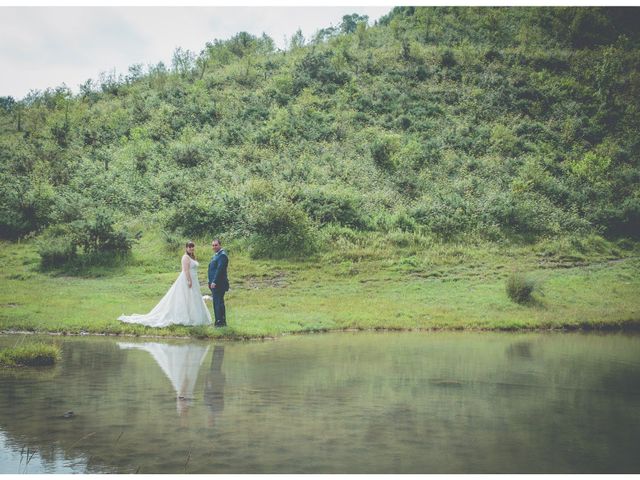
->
xmin=1 ymin=7 xmax=639 ymax=249
xmin=1 ymin=7 xmax=639 ymax=336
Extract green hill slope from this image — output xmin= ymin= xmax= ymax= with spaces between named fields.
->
xmin=1 ymin=7 xmax=639 ymax=260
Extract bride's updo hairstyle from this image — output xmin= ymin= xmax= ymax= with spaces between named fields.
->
xmin=185 ymin=241 xmax=196 ymax=260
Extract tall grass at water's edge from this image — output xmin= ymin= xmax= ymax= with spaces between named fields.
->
xmin=0 ymin=342 xmax=61 ymax=366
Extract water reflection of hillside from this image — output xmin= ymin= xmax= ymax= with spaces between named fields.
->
xmin=0 ymin=337 xmax=130 ymax=473
xmin=0 ymin=333 xmax=639 ymax=473
xmin=0 ymin=337 xmax=223 ymax=473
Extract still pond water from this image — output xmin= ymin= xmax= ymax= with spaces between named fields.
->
xmin=0 ymin=331 xmax=639 ymax=474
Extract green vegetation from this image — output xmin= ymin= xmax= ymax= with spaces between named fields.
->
xmin=1 ymin=7 xmax=639 ymax=337
xmin=0 ymin=341 xmax=61 ymax=366
xmin=1 ymin=231 xmax=639 ymax=338
xmin=506 ymin=271 xmax=537 ymax=304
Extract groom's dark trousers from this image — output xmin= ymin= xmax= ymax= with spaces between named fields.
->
xmin=212 ymin=288 xmax=226 ymax=327
xmin=208 ymin=248 xmax=229 ymax=327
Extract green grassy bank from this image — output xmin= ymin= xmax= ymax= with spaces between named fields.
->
xmin=1 ymin=231 xmax=639 ymax=339
xmin=0 ymin=342 xmax=61 ymax=367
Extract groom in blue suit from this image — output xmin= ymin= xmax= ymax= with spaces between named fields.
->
xmin=208 ymin=239 xmax=229 ymax=327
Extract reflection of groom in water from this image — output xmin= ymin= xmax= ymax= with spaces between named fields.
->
xmin=208 ymin=239 xmax=229 ymax=327
xmin=204 ymin=346 xmax=225 ymax=427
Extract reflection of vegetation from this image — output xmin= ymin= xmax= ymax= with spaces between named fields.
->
xmin=2 ymin=333 xmax=638 ymax=473
xmin=506 ymin=340 xmax=534 ymax=359
xmin=0 ymin=337 xmax=137 ymax=473
xmin=0 ymin=342 xmax=60 ymax=366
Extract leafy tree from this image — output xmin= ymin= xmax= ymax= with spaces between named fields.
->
xmin=172 ymin=47 xmax=196 ymax=77
xmin=293 ymin=50 xmax=350 ymax=93
xmin=312 ymin=26 xmax=338 ymax=44
xmin=340 ymin=13 xmax=369 ymax=34
xmin=289 ymin=29 xmax=306 ymax=50
xmin=227 ymin=31 xmax=257 ymax=58
xmin=0 ymin=96 xmax=15 ymax=113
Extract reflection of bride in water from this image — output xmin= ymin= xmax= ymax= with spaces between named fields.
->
xmin=118 ymin=342 xmax=210 ymax=415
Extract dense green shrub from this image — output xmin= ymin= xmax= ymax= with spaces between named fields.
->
xmin=219 ymin=122 xmax=247 ymax=146
xmin=566 ymin=8 xmax=618 ymax=49
xmin=153 ymin=170 xmax=193 ymax=204
xmin=0 ymin=175 xmax=56 ymax=238
xmin=371 ymin=136 xmax=397 ymax=171
xmin=488 ymin=191 xmax=571 ymax=239
xmin=295 ymin=187 xmax=368 ymax=228
xmin=71 ymin=209 xmax=134 ymax=255
xmin=410 ymin=194 xmax=474 ymax=238
xmin=249 ymin=201 xmax=318 ymax=259
xmin=293 ymin=50 xmax=350 ymax=94
xmin=590 ymin=195 xmax=640 ymax=239
xmin=0 ymin=184 xmax=29 ymax=238
xmin=390 ymin=210 xmax=418 ymax=232
xmin=490 ymin=124 xmax=521 ymax=157
xmin=506 ymin=271 xmax=536 ymax=304
xmin=37 ymin=229 xmax=77 ymax=268
xmin=165 ymin=194 xmax=247 ymax=238
xmin=321 ymin=223 xmax=360 ymax=244
xmin=170 ymin=137 xmax=210 ymax=167
xmin=440 ymin=49 xmax=458 ymax=68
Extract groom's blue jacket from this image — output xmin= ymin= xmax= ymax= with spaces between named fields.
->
xmin=208 ymin=249 xmax=229 ymax=292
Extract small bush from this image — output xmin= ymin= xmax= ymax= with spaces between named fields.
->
xmin=410 ymin=194 xmax=473 ymax=238
xmin=506 ymin=271 xmax=536 ymax=304
xmin=296 ymin=187 xmax=367 ymax=229
xmin=440 ymin=49 xmax=457 ymax=68
xmin=166 ymin=194 xmax=247 ymax=238
xmin=72 ymin=209 xmax=133 ymax=255
xmin=371 ymin=137 xmax=397 ymax=171
xmin=0 ymin=343 xmax=61 ymax=367
xmin=171 ymin=141 xmax=207 ymax=167
xmin=37 ymin=232 xmax=77 ymax=268
xmin=161 ymin=228 xmax=184 ymax=250
xmin=37 ymin=210 xmax=134 ymax=269
xmin=321 ymin=224 xmax=360 ymax=244
xmin=249 ymin=201 xmax=318 ymax=259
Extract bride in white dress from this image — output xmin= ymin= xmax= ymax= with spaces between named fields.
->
xmin=119 ymin=241 xmax=212 ymax=327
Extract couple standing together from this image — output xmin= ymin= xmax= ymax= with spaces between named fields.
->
xmin=119 ymin=239 xmax=229 ymax=328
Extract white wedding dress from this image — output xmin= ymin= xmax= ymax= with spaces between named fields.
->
xmin=118 ymin=255 xmax=212 ymax=327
